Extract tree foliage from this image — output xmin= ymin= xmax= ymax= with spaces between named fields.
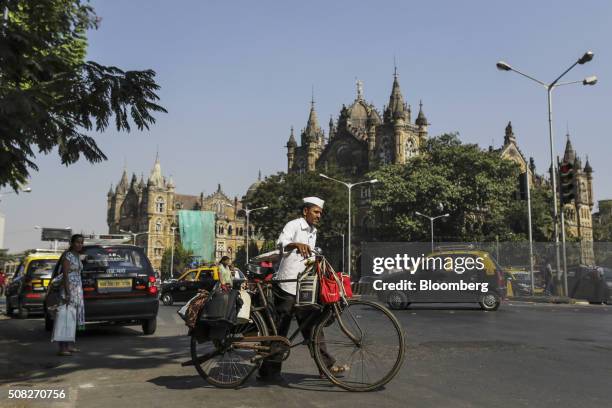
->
xmin=367 ymin=133 xmax=554 ymax=242
xmin=0 ymin=0 xmax=167 ymax=189
xmin=160 ymin=243 xmax=193 ymax=281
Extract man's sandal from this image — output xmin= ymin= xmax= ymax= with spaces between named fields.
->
xmin=320 ymin=364 xmax=350 ymax=378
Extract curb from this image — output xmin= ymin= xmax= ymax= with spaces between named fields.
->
xmin=509 ymin=296 xmax=576 ymax=304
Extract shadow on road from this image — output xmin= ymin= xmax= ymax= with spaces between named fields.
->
xmin=0 ymin=317 xmax=190 ymax=386
xmin=148 ymin=372 xmax=349 ymax=393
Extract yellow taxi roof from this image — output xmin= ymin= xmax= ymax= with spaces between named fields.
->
xmin=24 ymin=252 xmax=61 ymax=261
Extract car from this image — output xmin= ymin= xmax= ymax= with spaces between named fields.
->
xmin=44 ymin=244 xmax=159 ymax=335
xmin=160 ymin=266 xmax=218 ymax=306
xmin=568 ymin=266 xmax=611 ymax=305
xmin=376 ymin=248 xmax=507 ymax=311
xmin=5 ymin=251 xmax=61 ymax=318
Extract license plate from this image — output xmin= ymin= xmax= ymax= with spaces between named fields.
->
xmin=98 ymin=279 xmax=132 ymax=289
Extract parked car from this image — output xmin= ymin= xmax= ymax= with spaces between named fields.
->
xmin=160 ymin=266 xmax=218 ymax=305
xmin=568 ymin=266 xmax=611 ymax=305
xmin=5 ymin=251 xmax=61 ymax=318
xmin=44 ymin=245 xmax=159 ymax=335
xmin=376 ymin=248 xmax=507 ymax=311
xmin=160 ymin=266 xmax=247 ymax=306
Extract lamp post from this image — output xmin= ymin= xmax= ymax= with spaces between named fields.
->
xmin=319 ymin=174 xmax=378 ymax=277
xmin=496 ymin=51 xmax=597 ymax=296
xmin=415 ymin=212 xmax=450 ymax=253
xmin=170 ymin=226 xmax=177 ymax=278
xmin=330 ymin=230 xmax=345 ymax=272
xmin=242 ymin=206 xmax=268 ymax=264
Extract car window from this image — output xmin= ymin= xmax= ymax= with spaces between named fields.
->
xmin=27 ymin=259 xmax=57 ymax=277
xmin=183 ymin=271 xmax=196 ymax=281
xmin=14 ymin=263 xmax=24 ymax=278
xmin=82 ymin=247 xmax=150 ymax=274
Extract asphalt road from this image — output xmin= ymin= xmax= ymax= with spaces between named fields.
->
xmin=0 ymin=297 xmax=611 ymax=408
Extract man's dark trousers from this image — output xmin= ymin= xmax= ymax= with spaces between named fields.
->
xmin=258 ymin=284 xmax=335 ymax=377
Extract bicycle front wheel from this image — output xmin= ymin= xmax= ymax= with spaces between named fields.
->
xmin=190 ymin=311 xmax=268 ymax=388
xmin=313 ymin=299 xmax=405 ymax=392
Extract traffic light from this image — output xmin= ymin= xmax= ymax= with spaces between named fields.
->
xmin=559 ymin=162 xmax=575 ymax=204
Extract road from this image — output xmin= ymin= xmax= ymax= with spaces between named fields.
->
xmin=1 ymin=297 xmax=611 ymax=408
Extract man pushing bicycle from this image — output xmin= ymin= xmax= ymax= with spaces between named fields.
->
xmin=257 ymin=196 xmax=346 ymax=381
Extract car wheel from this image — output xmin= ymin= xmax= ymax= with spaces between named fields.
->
xmin=386 ymin=291 xmax=408 ymax=310
xmin=479 ymin=293 xmax=501 ymax=311
xmin=17 ymin=301 xmax=28 ymax=319
xmin=142 ymin=318 xmax=157 ymax=335
xmin=44 ymin=312 xmax=54 ymax=332
xmin=161 ymin=293 xmax=173 ymax=306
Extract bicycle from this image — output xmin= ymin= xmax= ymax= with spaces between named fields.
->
xmin=182 ymin=252 xmax=405 ymax=392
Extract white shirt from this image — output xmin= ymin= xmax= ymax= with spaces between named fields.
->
xmin=274 ymin=217 xmax=317 ymax=295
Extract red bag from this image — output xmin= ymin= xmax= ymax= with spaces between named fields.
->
xmin=339 ymin=273 xmax=353 ymax=298
xmin=319 ymin=275 xmax=340 ymax=304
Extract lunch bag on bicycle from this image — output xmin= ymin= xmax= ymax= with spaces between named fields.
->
xmin=199 ymin=287 xmax=243 ymax=326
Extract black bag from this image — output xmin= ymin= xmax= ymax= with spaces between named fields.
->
xmin=199 ymin=288 xmax=243 ymax=326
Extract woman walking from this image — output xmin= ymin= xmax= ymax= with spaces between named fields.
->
xmin=53 ymin=234 xmax=85 ymax=356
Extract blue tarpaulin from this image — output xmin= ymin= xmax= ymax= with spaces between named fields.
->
xmin=178 ymin=210 xmax=215 ymax=263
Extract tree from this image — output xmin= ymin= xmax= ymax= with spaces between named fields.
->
xmin=160 ymin=243 xmax=193 ymax=281
xmin=0 ymin=0 xmax=167 ymax=190
xmin=245 ymin=169 xmax=352 ymax=241
xmin=245 ymin=168 xmax=354 ymax=268
xmin=367 ymin=133 xmax=551 ymax=242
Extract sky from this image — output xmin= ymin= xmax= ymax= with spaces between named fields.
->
xmin=2 ymin=0 xmax=612 ymax=252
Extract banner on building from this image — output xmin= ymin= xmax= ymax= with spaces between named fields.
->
xmin=178 ymin=210 xmax=215 ymax=263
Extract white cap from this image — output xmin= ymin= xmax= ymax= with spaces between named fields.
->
xmin=303 ymin=196 xmax=324 ymax=209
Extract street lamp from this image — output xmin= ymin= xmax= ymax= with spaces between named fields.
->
xmin=415 ymin=212 xmax=449 ymax=253
xmin=242 ymin=206 xmax=268 ymax=264
xmin=496 ymin=50 xmax=597 ymax=296
xmin=330 ymin=230 xmax=345 ymax=272
xmin=319 ymin=174 xmax=379 ymax=277
xmin=119 ymin=229 xmax=148 ymax=245
xmin=0 ymin=187 xmax=32 ymax=201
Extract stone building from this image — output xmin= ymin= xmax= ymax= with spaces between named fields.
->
xmin=287 ymin=71 xmax=428 ymax=176
xmin=107 ymin=155 xmax=263 ymax=271
xmin=282 ymin=70 xmax=597 ymax=266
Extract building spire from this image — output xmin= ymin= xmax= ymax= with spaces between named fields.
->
xmin=148 ymin=153 xmax=164 ymax=188
xmin=504 ymin=121 xmax=516 ymax=145
xmin=393 ymin=55 xmax=398 ymax=78
xmin=302 ymin=93 xmax=323 ymax=144
xmin=563 ymin=131 xmax=575 ymax=163
xmin=385 ymin=66 xmax=407 ymax=121
xmin=415 ymin=100 xmax=428 ymax=127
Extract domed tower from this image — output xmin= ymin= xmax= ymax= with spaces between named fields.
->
xmin=415 ymin=100 xmax=429 ymax=143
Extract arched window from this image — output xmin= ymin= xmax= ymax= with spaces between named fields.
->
xmin=228 ymin=225 xmax=233 ymax=235
xmin=218 ymin=225 xmax=224 ymax=235
xmin=238 ymin=228 xmax=243 ymax=236
xmin=155 ymin=197 xmax=165 ymax=213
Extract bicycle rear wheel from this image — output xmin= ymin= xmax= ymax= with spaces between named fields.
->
xmin=190 ymin=311 xmax=268 ymax=388
xmin=313 ymin=299 xmax=405 ymax=392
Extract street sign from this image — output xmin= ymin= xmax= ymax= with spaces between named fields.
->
xmin=40 ymin=228 xmax=72 ymax=242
